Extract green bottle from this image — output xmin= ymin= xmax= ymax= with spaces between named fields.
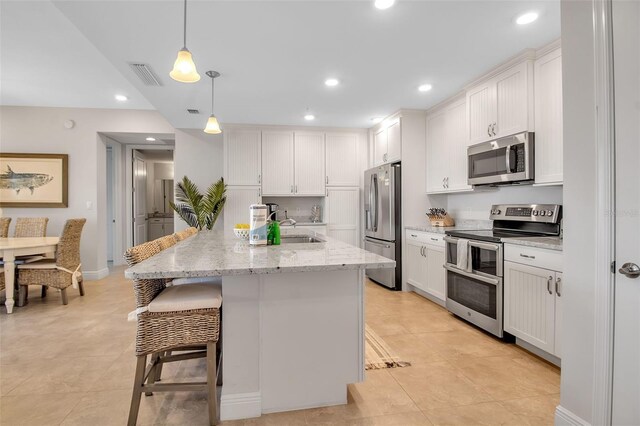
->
xmin=267 ymin=222 xmax=274 ymax=245
xmin=272 ymin=222 xmax=281 ymax=245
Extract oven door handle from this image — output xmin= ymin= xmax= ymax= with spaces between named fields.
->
xmin=444 ymin=264 xmax=500 ymax=286
xmin=469 ymin=240 xmax=501 ymax=252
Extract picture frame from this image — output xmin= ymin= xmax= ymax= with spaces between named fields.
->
xmin=0 ymin=153 xmax=69 ymax=208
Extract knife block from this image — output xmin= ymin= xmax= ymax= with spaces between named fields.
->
xmin=428 ymin=214 xmax=455 ymax=227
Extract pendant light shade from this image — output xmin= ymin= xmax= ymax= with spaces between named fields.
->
xmin=204 ymin=70 xmax=222 ymax=134
xmin=170 ymin=0 xmax=200 ymax=83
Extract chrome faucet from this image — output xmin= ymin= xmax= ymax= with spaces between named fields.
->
xmin=279 ymin=218 xmax=297 ymax=226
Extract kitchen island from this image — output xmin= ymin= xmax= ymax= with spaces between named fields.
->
xmin=125 ymin=230 xmax=395 ymax=421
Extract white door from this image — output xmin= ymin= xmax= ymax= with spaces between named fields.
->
xmin=466 ymin=81 xmax=495 ymax=145
xmin=294 ymin=132 xmax=325 ymax=195
xmin=494 ymin=61 xmax=532 ymax=138
xmin=226 ymin=129 xmax=262 ymax=186
xmin=503 ymin=261 xmax=556 ymax=354
xmin=373 ymin=127 xmax=387 ymax=166
xmin=386 ymin=119 xmax=401 ymax=163
xmin=326 ymin=133 xmax=359 ymax=186
xmin=406 ymin=241 xmax=427 ymax=292
xmin=612 ymin=2 xmax=640 ymax=423
xmin=425 ymin=245 xmax=446 ymax=302
xmin=132 ymin=151 xmax=147 ymax=245
xmin=446 ymin=99 xmax=472 ymax=192
xmin=261 ymin=131 xmax=294 ymax=196
xmin=425 ymin=111 xmax=447 ymax=193
xmin=326 ymin=187 xmax=359 ymax=245
xmin=224 ymin=186 xmax=261 ymax=237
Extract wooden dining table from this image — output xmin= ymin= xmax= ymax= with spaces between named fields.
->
xmin=1 ymin=237 xmax=59 ymax=313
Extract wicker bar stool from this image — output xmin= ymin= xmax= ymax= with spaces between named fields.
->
xmin=124 ymin=240 xmax=221 ymax=426
xmin=156 ymin=234 xmax=178 ymax=250
xmin=16 ymin=219 xmax=86 ymax=306
xmin=0 ymin=218 xmax=10 ymax=238
xmin=14 ymin=217 xmax=48 ymax=237
xmin=175 ymin=227 xmax=198 ymax=241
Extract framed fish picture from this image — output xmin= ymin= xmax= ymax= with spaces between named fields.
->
xmin=0 ymin=153 xmax=68 ymax=208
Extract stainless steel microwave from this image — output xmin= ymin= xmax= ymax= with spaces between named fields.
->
xmin=467 ymin=132 xmax=534 ymax=186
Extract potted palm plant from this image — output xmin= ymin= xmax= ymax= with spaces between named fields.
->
xmin=170 ymin=176 xmax=227 ymax=230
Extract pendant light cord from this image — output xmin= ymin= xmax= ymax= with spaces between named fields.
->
xmin=183 ymin=0 xmax=187 ymax=48
xmin=211 ymin=76 xmax=215 ymax=114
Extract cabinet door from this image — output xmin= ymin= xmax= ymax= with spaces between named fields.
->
xmin=326 ymin=187 xmax=359 ymax=245
xmin=504 ymin=261 xmax=556 ymax=354
xmin=225 ymin=129 xmax=262 ymax=186
xmin=446 ymin=100 xmax=472 ymax=192
xmin=425 ymin=245 xmax=446 ymax=302
xmin=148 ymin=223 xmax=164 ymax=241
xmin=535 ymin=49 xmax=564 ymax=185
xmin=466 ymin=82 xmax=495 ymax=145
xmin=386 ymin=119 xmax=401 ymax=163
xmin=554 ymin=272 xmax=563 ymax=358
xmin=494 ymin=61 xmax=532 ymax=138
xmin=425 ymin=111 xmax=447 ymax=193
xmin=326 ymin=133 xmax=359 ymax=186
xmin=373 ymin=128 xmax=387 ymax=166
xmin=406 ymin=241 xmax=428 ymax=292
xmin=261 ymin=131 xmax=294 ymax=196
xmin=224 ymin=186 xmax=261 ymax=237
xmin=294 ymin=132 xmax=325 ymax=195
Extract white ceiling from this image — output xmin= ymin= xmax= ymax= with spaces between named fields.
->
xmin=101 ymin=132 xmax=175 ymax=145
xmin=2 ymin=1 xmax=560 ymax=129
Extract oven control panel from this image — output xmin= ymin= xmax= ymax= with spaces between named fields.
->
xmin=489 ymin=204 xmax=562 ymax=223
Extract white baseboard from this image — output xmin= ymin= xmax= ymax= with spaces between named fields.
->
xmin=555 ymin=405 xmax=591 ymax=426
xmin=83 ymin=268 xmax=109 ymax=281
xmin=220 ymin=391 xmax=262 ymax=421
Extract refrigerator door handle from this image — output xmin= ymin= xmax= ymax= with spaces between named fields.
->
xmin=372 ymin=173 xmax=379 ymax=232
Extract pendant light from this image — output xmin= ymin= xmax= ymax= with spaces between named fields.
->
xmin=170 ymin=0 xmax=200 ymax=83
xmin=204 ymin=71 xmax=222 ymax=134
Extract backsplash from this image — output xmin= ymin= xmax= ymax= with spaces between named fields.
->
xmin=261 ymin=196 xmax=325 ymax=223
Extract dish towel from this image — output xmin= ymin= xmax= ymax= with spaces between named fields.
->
xmin=456 ymin=239 xmax=471 ymax=271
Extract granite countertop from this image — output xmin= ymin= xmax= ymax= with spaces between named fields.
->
xmin=125 ymin=229 xmax=395 ymax=279
xmin=405 ymin=220 xmax=493 ymax=234
xmin=503 ymin=236 xmax=563 ymax=251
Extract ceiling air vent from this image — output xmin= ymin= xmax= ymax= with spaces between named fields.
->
xmin=187 ymin=109 xmax=200 ymax=114
xmin=129 ymin=63 xmax=162 ymax=86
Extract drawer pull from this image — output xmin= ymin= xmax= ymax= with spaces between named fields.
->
xmin=411 ymin=234 xmax=418 ymax=237
xmin=430 ymin=238 xmax=439 ymax=241
xmin=555 ymin=277 xmax=562 ymax=297
xmin=520 ymin=253 xmax=536 ymax=259
xmin=547 ymin=276 xmax=553 ymax=295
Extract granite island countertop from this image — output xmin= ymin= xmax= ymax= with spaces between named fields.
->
xmin=125 ymin=229 xmax=395 ymax=279
xmin=503 ymin=236 xmax=563 ymax=251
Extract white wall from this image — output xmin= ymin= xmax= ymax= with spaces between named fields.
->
xmin=556 ymin=0 xmax=598 ymax=423
xmin=173 ymin=129 xmax=224 ymax=232
xmin=0 ymin=106 xmax=174 ymax=277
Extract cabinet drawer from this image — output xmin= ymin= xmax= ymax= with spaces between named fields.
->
xmin=504 ymin=244 xmax=563 ymax=271
xmin=149 ymin=218 xmax=163 ymax=224
xmin=405 ymin=230 xmax=445 ymax=247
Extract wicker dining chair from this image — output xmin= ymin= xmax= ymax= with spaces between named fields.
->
xmin=124 ymin=240 xmax=221 ymax=426
xmin=0 ymin=218 xmax=10 ymax=238
xmin=14 ymin=217 xmax=48 ymax=237
xmin=16 ymin=219 xmax=86 ymax=306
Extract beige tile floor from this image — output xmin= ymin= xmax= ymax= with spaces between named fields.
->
xmin=0 ymin=267 xmax=560 ymax=425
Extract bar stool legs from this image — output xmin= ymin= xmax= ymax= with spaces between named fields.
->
xmin=207 ymin=341 xmax=218 ymax=425
xmin=128 ymin=355 xmax=147 ymax=426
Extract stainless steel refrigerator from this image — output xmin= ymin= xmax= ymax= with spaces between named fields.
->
xmin=364 ymin=163 xmax=402 ymax=290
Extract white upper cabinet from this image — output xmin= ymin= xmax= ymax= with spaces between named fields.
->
xmin=467 ymin=60 xmax=534 ymax=145
xmin=373 ymin=127 xmax=387 ymax=165
xmin=372 ymin=117 xmax=401 ymax=166
xmin=426 ymin=97 xmax=472 ymax=194
xmin=261 ymin=131 xmax=295 ymax=196
xmin=534 ymin=48 xmax=564 ymax=185
xmin=386 ymin=120 xmax=401 ymax=163
xmin=225 ymin=129 xmax=262 ymax=186
xmin=326 ymin=133 xmax=359 ymax=186
xmin=294 ymin=132 xmax=326 ymax=196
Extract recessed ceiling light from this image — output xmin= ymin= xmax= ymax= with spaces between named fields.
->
xmin=516 ymin=12 xmax=539 ymax=25
xmin=418 ymin=84 xmax=433 ymax=92
xmin=114 ymin=94 xmax=128 ymax=102
xmin=325 ymin=78 xmax=339 ymax=87
xmin=374 ymin=0 xmax=395 ymax=10
xmin=304 ymin=114 xmax=315 ymax=121
xmin=146 ymin=137 xmax=156 ymax=142
xmin=371 ymin=117 xmax=384 ymax=124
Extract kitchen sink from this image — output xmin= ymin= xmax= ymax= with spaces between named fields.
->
xmin=279 ymin=236 xmax=324 ymax=244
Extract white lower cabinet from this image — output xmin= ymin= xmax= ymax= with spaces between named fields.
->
xmin=224 ymin=186 xmax=261 ymax=237
xmin=148 ymin=218 xmax=174 ymax=241
xmin=405 ymin=230 xmax=446 ymax=303
xmin=504 ymin=245 xmax=563 ymax=358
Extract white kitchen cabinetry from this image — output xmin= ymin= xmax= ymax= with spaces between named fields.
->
xmin=467 ymin=60 xmax=534 ymax=145
xmin=225 ymin=129 xmax=262 ymax=186
xmin=326 ymin=133 xmax=359 ymax=186
xmin=372 ymin=118 xmax=401 ymax=166
xmin=534 ymin=48 xmax=564 ymax=185
xmin=294 ymin=132 xmax=325 ymax=196
xmin=148 ymin=218 xmax=174 ymax=241
xmin=261 ymin=131 xmax=295 ymax=196
xmin=426 ymin=97 xmax=472 ymax=194
xmin=325 ymin=187 xmax=358 ymax=246
xmin=504 ymin=244 xmax=563 ymax=358
xmin=224 ymin=186 xmax=262 ymax=237
xmin=405 ymin=230 xmax=446 ymax=304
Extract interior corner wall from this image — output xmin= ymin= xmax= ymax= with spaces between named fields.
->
xmin=0 ymin=106 xmax=174 ymax=277
xmin=557 ymin=0 xmax=597 ymax=424
xmin=173 ymin=129 xmax=224 ymax=232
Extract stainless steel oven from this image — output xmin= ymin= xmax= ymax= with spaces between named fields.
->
xmin=444 ymin=236 xmax=504 ymax=337
xmin=467 ymin=132 xmax=534 ymax=186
